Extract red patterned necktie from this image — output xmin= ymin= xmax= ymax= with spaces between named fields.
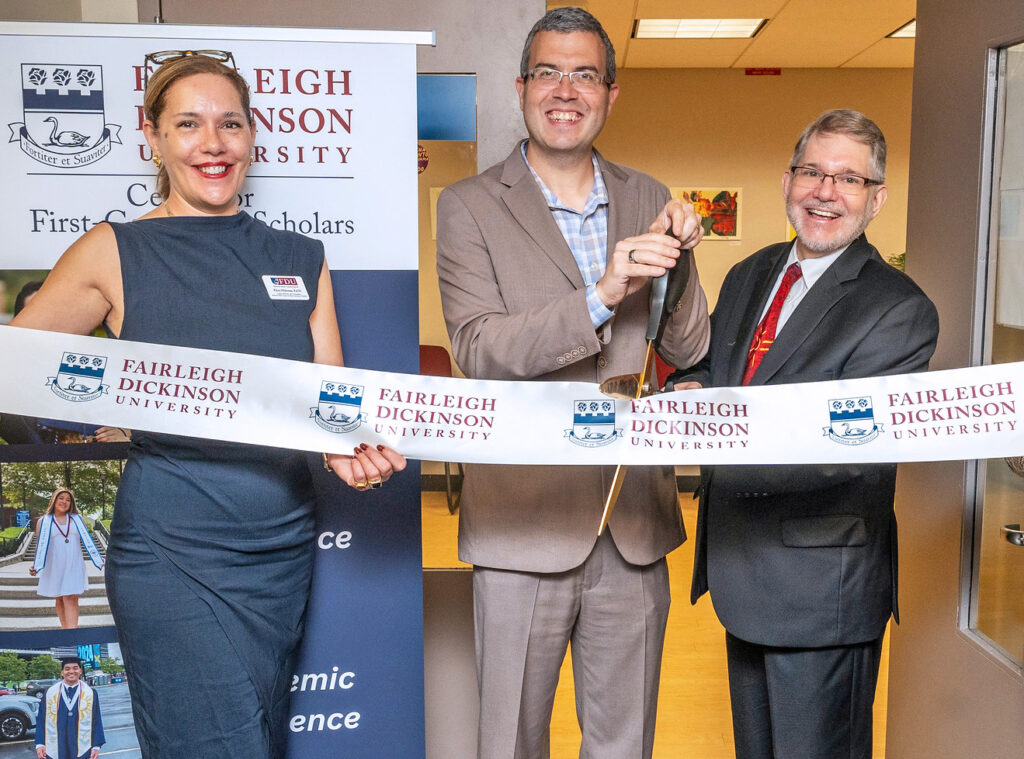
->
xmin=741 ymin=262 xmax=802 ymax=386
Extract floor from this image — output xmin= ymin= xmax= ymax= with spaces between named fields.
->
xmin=976 ymin=459 xmax=1024 ymax=662
xmin=422 ymin=490 xmax=890 ymax=759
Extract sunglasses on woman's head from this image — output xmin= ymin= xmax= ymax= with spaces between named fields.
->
xmin=142 ymin=49 xmax=237 ymax=88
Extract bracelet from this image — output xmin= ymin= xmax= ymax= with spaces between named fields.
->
xmin=322 ymin=453 xmax=331 ymax=471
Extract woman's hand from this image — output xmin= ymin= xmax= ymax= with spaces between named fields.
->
xmin=326 ymin=445 xmax=406 ymax=491
xmin=28 ymin=567 xmax=36 ymax=577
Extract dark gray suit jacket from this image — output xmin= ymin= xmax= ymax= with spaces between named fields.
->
xmin=673 ymin=235 xmax=939 ymax=647
xmin=436 ymin=143 xmax=710 ymax=573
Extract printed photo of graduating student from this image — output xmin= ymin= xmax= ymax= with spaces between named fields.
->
xmin=35 ymin=656 xmax=104 ymax=759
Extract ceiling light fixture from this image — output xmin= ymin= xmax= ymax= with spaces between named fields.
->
xmin=633 ymin=18 xmax=767 ymax=39
xmin=888 ymin=20 xmax=916 ymax=38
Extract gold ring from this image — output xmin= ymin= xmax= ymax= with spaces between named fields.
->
xmin=628 ymin=249 xmax=637 ymax=264
xmin=369 ymin=477 xmax=383 ymax=489
xmin=353 ymin=480 xmax=368 ymax=489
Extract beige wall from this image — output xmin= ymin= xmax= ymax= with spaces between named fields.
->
xmin=81 ymin=0 xmax=137 ymax=22
xmin=419 ymin=141 xmax=477 ymax=359
xmin=0 ymin=0 xmax=136 ymax=21
xmin=596 ymin=67 xmax=913 ymax=308
xmin=0 ymin=0 xmax=82 ymax=20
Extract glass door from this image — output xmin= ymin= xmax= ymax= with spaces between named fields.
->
xmin=972 ymin=41 xmax=1024 ymax=668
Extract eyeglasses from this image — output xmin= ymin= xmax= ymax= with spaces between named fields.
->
xmin=526 ymin=67 xmax=608 ymax=90
xmin=143 ymin=50 xmax=237 ymax=87
xmin=789 ymin=166 xmax=883 ymax=194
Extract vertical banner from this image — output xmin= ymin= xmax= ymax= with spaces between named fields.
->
xmin=0 ymin=21 xmax=431 ymax=758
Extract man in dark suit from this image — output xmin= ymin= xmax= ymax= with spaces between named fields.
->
xmin=668 ymin=109 xmax=939 ymax=759
xmin=436 ymin=7 xmax=710 ymax=758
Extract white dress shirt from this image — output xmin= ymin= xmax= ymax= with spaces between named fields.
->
xmin=759 ymin=242 xmax=848 ymax=333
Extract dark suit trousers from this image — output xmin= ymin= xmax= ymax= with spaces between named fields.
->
xmin=725 ymin=632 xmax=884 ymax=759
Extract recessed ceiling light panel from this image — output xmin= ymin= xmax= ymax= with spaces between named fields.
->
xmin=634 ymin=18 xmax=767 ymax=39
xmin=888 ymin=20 xmax=916 ymax=38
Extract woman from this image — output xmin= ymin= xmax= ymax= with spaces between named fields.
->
xmin=29 ymin=488 xmax=104 ymax=629
xmin=11 ymin=52 xmax=404 ymax=758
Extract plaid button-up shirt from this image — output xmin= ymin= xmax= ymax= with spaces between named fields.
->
xmin=522 ymin=143 xmax=615 ymax=327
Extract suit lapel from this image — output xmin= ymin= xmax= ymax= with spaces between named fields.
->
xmin=750 ymin=236 xmax=874 ymax=384
xmin=499 ymin=144 xmax=585 ymax=288
xmin=727 ymin=244 xmax=790 ymax=385
xmin=599 ymin=153 xmax=638 ymax=268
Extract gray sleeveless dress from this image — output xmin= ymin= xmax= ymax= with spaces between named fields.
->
xmin=105 ymin=212 xmax=323 ymax=759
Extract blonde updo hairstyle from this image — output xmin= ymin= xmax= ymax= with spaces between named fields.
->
xmin=45 ymin=487 xmax=79 ymax=516
xmin=144 ymin=55 xmax=253 ymax=200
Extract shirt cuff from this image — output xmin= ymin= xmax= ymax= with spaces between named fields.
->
xmin=586 ymin=285 xmax=614 ymax=328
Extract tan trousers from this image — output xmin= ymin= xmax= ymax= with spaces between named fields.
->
xmin=472 ymin=531 xmax=671 ymax=759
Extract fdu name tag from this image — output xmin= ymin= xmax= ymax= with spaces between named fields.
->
xmin=262 ymin=275 xmax=309 ymax=300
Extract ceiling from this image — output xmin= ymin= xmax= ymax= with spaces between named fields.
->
xmin=554 ymin=0 xmax=916 ymax=68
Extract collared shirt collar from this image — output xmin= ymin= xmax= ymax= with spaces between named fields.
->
xmin=60 ymin=682 xmax=80 ymax=710
xmin=758 ymin=241 xmax=850 ymax=332
xmin=520 ymin=141 xmax=608 ymax=215
xmin=786 ymin=240 xmax=848 ymax=287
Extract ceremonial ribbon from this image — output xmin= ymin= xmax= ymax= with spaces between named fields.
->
xmin=2 ymin=327 xmax=1022 ymax=465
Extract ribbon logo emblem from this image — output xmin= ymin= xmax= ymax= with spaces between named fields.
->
xmin=825 ymin=396 xmax=881 ymax=446
xmin=565 ymin=399 xmax=621 ymax=448
xmin=312 ymin=380 xmax=366 ymax=433
xmin=48 ymin=351 xmax=108 ymax=402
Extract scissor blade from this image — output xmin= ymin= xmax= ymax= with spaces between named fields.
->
xmin=597 ymin=464 xmax=627 ymax=535
xmin=598 ymin=372 xmax=643 ymax=399
xmin=597 ymin=341 xmax=656 ymax=535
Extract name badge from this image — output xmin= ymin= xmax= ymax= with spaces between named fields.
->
xmin=262 ymin=275 xmax=309 ymax=301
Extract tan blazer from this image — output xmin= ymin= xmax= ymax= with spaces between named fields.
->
xmin=436 ymin=144 xmax=710 ymax=573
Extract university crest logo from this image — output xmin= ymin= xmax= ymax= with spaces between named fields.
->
xmin=8 ymin=63 xmax=122 ymax=167
xmin=824 ymin=396 xmax=881 ymax=446
xmin=311 ymin=381 xmax=366 ymax=433
xmin=48 ymin=352 xmax=108 ymax=402
xmin=565 ymin=399 xmax=621 ymax=448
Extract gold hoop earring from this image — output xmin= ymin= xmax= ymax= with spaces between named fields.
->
xmin=153 ymin=155 xmax=162 ymax=168
xmin=249 ymin=154 xmax=255 ymax=167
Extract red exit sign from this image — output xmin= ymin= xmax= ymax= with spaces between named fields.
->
xmin=745 ymin=68 xmax=782 ymax=76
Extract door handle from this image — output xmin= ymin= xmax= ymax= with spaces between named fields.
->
xmin=1002 ymin=524 xmax=1024 ymax=547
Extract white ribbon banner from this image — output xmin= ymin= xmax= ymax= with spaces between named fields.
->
xmin=2 ymin=327 xmax=1022 ymax=465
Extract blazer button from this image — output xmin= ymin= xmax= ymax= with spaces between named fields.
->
xmin=597 ymin=356 xmax=608 ymax=368
xmin=580 ymin=346 xmax=587 ymax=354
xmin=556 ymin=356 xmax=565 ymax=365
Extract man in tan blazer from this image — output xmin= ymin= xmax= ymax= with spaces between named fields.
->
xmin=436 ymin=7 xmax=710 ymax=759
